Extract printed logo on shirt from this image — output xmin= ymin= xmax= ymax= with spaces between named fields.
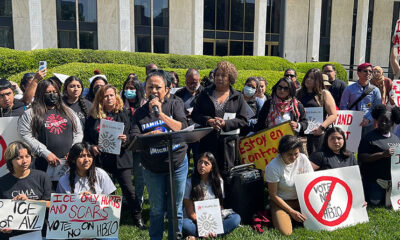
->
xmin=97 ymin=116 xmax=114 ymax=133
xmin=45 ymin=114 xmax=67 ymax=135
xmin=76 ymin=111 xmax=85 ymax=120
xmin=141 ymin=120 xmax=165 ymax=131
xmin=150 ymin=144 xmax=181 ymax=155
xmin=367 ymin=102 xmax=372 ymax=108
xmin=388 ymin=143 xmax=400 ymax=148
xmin=12 ymin=189 xmax=39 ymax=200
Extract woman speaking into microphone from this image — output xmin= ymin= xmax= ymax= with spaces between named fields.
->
xmin=131 ymin=69 xmax=188 ymax=239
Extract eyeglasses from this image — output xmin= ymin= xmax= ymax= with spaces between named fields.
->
xmin=323 ymin=70 xmax=334 ymax=73
xmin=284 ymin=74 xmax=295 ymax=78
xmin=362 ymin=70 xmax=373 ymax=74
xmin=277 ymin=85 xmax=290 ymax=91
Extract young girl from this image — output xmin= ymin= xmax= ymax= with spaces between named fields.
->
xmin=182 ymin=152 xmax=241 ymax=238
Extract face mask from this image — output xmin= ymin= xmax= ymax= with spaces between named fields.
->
xmin=124 ymin=89 xmax=137 ymax=99
xmin=44 ymin=93 xmax=59 ymax=106
xmin=243 ymin=85 xmax=256 ymax=97
xmin=93 ymin=86 xmax=101 ymax=95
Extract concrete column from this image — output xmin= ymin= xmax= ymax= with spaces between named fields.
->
xmin=191 ymin=0 xmax=204 ymax=55
xmin=119 ymin=0 xmax=131 ymax=51
xmin=369 ymin=0 xmax=393 ymax=75
xmin=41 ymin=0 xmax=57 ymax=48
xmin=169 ymin=0 xmax=193 ymax=55
xmin=253 ymin=0 xmax=267 ymax=56
xmin=284 ymin=0 xmax=309 ymax=62
xmin=353 ymin=0 xmax=370 ymax=79
xmin=306 ymin=0 xmax=322 ymax=62
xmin=329 ymin=0 xmax=354 ymax=68
xmin=28 ymin=0 xmax=43 ymax=49
xmin=130 ymin=0 xmax=136 ymax=52
xmin=97 ymin=0 xmax=119 ymax=50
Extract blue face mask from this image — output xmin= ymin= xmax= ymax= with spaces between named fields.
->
xmin=124 ymin=89 xmax=136 ymax=99
xmin=243 ymin=85 xmax=256 ymax=97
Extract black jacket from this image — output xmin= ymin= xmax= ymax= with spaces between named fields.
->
xmin=254 ymin=98 xmax=308 ymax=134
xmin=84 ymin=109 xmax=134 ymax=170
xmin=0 ymin=99 xmax=25 ymax=117
xmin=174 ymin=86 xmax=204 ymax=125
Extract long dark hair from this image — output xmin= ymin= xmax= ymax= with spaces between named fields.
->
xmin=121 ymin=75 xmax=145 ymax=109
xmin=190 ymin=152 xmax=223 ymax=205
xmin=271 ymin=77 xmax=297 ymax=99
xmin=62 ymin=76 xmax=89 ymax=118
xmin=86 ymin=76 xmax=108 ymax=102
xmin=67 ymin=142 xmax=97 ymax=194
xmin=297 ymin=68 xmax=324 ymax=106
xmin=322 ymin=127 xmax=351 ymax=157
xmin=31 ymin=79 xmax=77 ymax=138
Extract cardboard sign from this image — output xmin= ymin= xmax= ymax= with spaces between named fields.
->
xmin=0 ymin=200 xmax=46 ymax=231
xmin=304 ymin=107 xmax=324 ymax=135
xmin=333 ymin=111 xmax=363 ymax=153
xmin=390 ymin=147 xmax=400 ymax=209
xmin=294 ymin=166 xmax=369 ymax=231
xmin=393 ymin=19 xmax=400 ymax=56
xmin=46 ymin=194 xmax=122 ymax=239
xmin=0 ymin=117 xmax=23 ymax=177
xmin=99 ymin=119 xmax=124 ymax=155
xmin=392 ymin=80 xmax=400 ymax=107
xmin=46 ymin=158 xmax=69 ymax=181
xmin=194 ymin=199 xmax=224 ymax=237
xmin=239 ymin=122 xmax=294 ymax=172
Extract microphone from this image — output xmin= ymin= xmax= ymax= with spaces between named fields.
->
xmin=149 ymin=94 xmax=159 ymax=117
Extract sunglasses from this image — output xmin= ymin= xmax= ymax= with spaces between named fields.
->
xmin=362 ymin=70 xmax=372 ymax=74
xmin=284 ymin=74 xmax=295 ymax=78
xmin=277 ymin=85 xmax=290 ymax=91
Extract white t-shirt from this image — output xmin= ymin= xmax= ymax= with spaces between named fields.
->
xmin=184 ymin=178 xmax=225 ymax=200
xmin=56 ymin=167 xmax=116 ymax=195
xmin=265 ymin=153 xmax=313 ymax=200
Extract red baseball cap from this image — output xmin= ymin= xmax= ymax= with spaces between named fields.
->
xmin=357 ymin=63 xmax=373 ymax=72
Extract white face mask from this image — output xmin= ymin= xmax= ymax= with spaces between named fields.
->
xmin=243 ymin=85 xmax=256 ymax=97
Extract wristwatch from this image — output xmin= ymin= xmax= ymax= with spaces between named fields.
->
xmin=319 ymin=125 xmax=326 ymax=131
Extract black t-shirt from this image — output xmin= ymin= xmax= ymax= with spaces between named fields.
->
xmin=0 ymin=99 xmax=25 ymax=117
xmin=63 ymin=98 xmax=92 ymax=127
xmin=310 ymin=150 xmax=357 ymax=170
xmin=329 ymin=78 xmax=347 ymax=107
xmin=40 ymin=109 xmax=74 ymax=159
xmin=358 ymin=129 xmax=400 ymax=181
xmin=0 ymin=169 xmax=52 ymax=200
xmin=132 ymin=97 xmax=188 ymax=173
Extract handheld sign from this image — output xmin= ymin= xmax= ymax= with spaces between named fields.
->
xmin=333 ymin=111 xmax=363 ymax=153
xmin=99 ymin=119 xmax=124 ymax=155
xmin=194 ymin=199 xmax=224 ymax=237
xmin=239 ymin=122 xmax=294 ymax=172
xmin=294 ymin=166 xmax=369 ymax=231
xmin=46 ymin=158 xmax=69 ymax=181
xmin=0 ymin=200 xmax=46 ymax=231
xmin=392 ymin=80 xmax=400 ymax=107
xmin=304 ymin=107 xmax=324 ymax=135
xmin=46 ymin=194 xmax=122 ymax=239
xmin=393 ymin=19 xmax=400 ymax=56
xmin=390 ymin=147 xmax=400 ymax=210
xmin=0 ymin=117 xmax=23 ymax=177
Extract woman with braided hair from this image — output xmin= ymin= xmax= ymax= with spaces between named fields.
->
xmin=62 ymin=76 xmax=93 ymax=127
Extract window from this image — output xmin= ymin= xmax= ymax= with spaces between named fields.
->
xmin=203 ymin=0 xmax=255 ymax=56
xmin=265 ymin=0 xmax=281 ymax=56
xmin=135 ymin=0 xmax=169 ymax=53
xmin=56 ymin=0 xmax=98 ymax=49
xmin=319 ymin=0 xmax=332 ymax=61
xmin=0 ymin=0 xmax=14 ymax=49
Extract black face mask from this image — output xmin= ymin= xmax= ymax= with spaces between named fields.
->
xmin=44 ymin=93 xmax=59 ymax=106
xmin=93 ymin=86 xmax=101 ymax=95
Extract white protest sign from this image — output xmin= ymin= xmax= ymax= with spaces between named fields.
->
xmin=333 ymin=111 xmax=363 ymax=153
xmin=99 ymin=119 xmax=124 ymax=155
xmin=0 ymin=117 xmax=23 ymax=177
xmin=392 ymin=80 xmax=400 ymax=107
xmin=46 ymin=158 xmax=69 ymax=181
xmin=0 ymin=200 xmax=46 ymax=231
xmin=393 ymin=19 xmax=400 ymax=57
xmin=194 ymin=199 xmax=224 ymax=237
xmin=294 ymin=166 xmax=369 ymax=231
xmin=9 ymin=230 xmax=42 ymax=240
xmin=390 ymin=147 xmax=400 ymax=210
xmin=304 ymin=107 xmax=324 ymax=134
xmin=47 ymin=194 xmax=122 ymax=239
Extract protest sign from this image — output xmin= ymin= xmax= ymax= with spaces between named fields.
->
xmin=9 ymin=231 xmax=42 ymax=240
xmin=295 ymin=166 xmax=369 ymax=231
xmin=47 ymin=194 xmax=122 ymax=239
xmin=0 ymin=200 xmax=46 ymax=231
xmin=392 ymin=80 xmax=400 ymax=107
xmin=393 ymin=19 xmax=400 ymax=56
xmin=99 ymin=119 xmax=124 ymax=155
xmin=304 ymin=107 xmax=324 ymax=134
xmin=194 ymin=199 xmax=224 ymax=237
xmin=46 ymin=158 xmax=69 ymax=181
xmin=390 ymin=147 xmax=400 ymax=210
xmin=0 ymin=117 xmax=22 ymax=177
xmin=239 ymin=122 xmax=294 ymax=172
xmin=333 ymin=110 xmax=363 ymax=153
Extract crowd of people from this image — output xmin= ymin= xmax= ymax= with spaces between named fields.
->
xmin=0 ymin=59 xmax=399 ymax=239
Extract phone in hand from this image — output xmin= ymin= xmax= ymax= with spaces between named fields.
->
xmin=39 ymin=61 xmax=47 ymax=71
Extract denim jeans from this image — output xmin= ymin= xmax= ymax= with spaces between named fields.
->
xmin=132 ymin=152 xmax=145 ymax=208
xmin=182 ymin=213 xmax=241 ymax=237
xmin=363 ymin=180 xmax=386 ymax=206
xmin=143 ymin=156 xmax=188 ymax=240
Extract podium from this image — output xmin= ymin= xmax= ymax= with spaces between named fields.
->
xmin=128 ymin=127 xmax=213 ymax=240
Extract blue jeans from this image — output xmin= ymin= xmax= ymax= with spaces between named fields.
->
xmin=132 ymin=152 xmax=145 ymax=208
xmin=143 ymin=157 xmax=188 ymax=240
xmin=182 ymin=213 xmax=241 ymax=237
xmin=363 ymin=180 xmax=386 ymax=206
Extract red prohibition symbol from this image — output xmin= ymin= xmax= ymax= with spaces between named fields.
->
xmin=0 ymin=134 xmax=7 ymax=168
xmin=304 ymin=176 xmax=353 ymax=227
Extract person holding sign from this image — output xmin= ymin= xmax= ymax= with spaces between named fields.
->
xmin=265 ymin=135 xmax=314 ymax=236
xmin=131 ymin=69 xmax=188 ymax=239
xmin=182 ymin=152 xmax=241 ymax=239
xmin=254 ymin=78 xmax=308 ymax=134
xmin=0 ymin=141 xmax=51 ymax=238
xmin=310 ymin=127 xmax=357 ymax=170
xmin=297 ymin=68 xmax=337 ymax=155
xmin=358 ymin=104 xmax=400 ymax=206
